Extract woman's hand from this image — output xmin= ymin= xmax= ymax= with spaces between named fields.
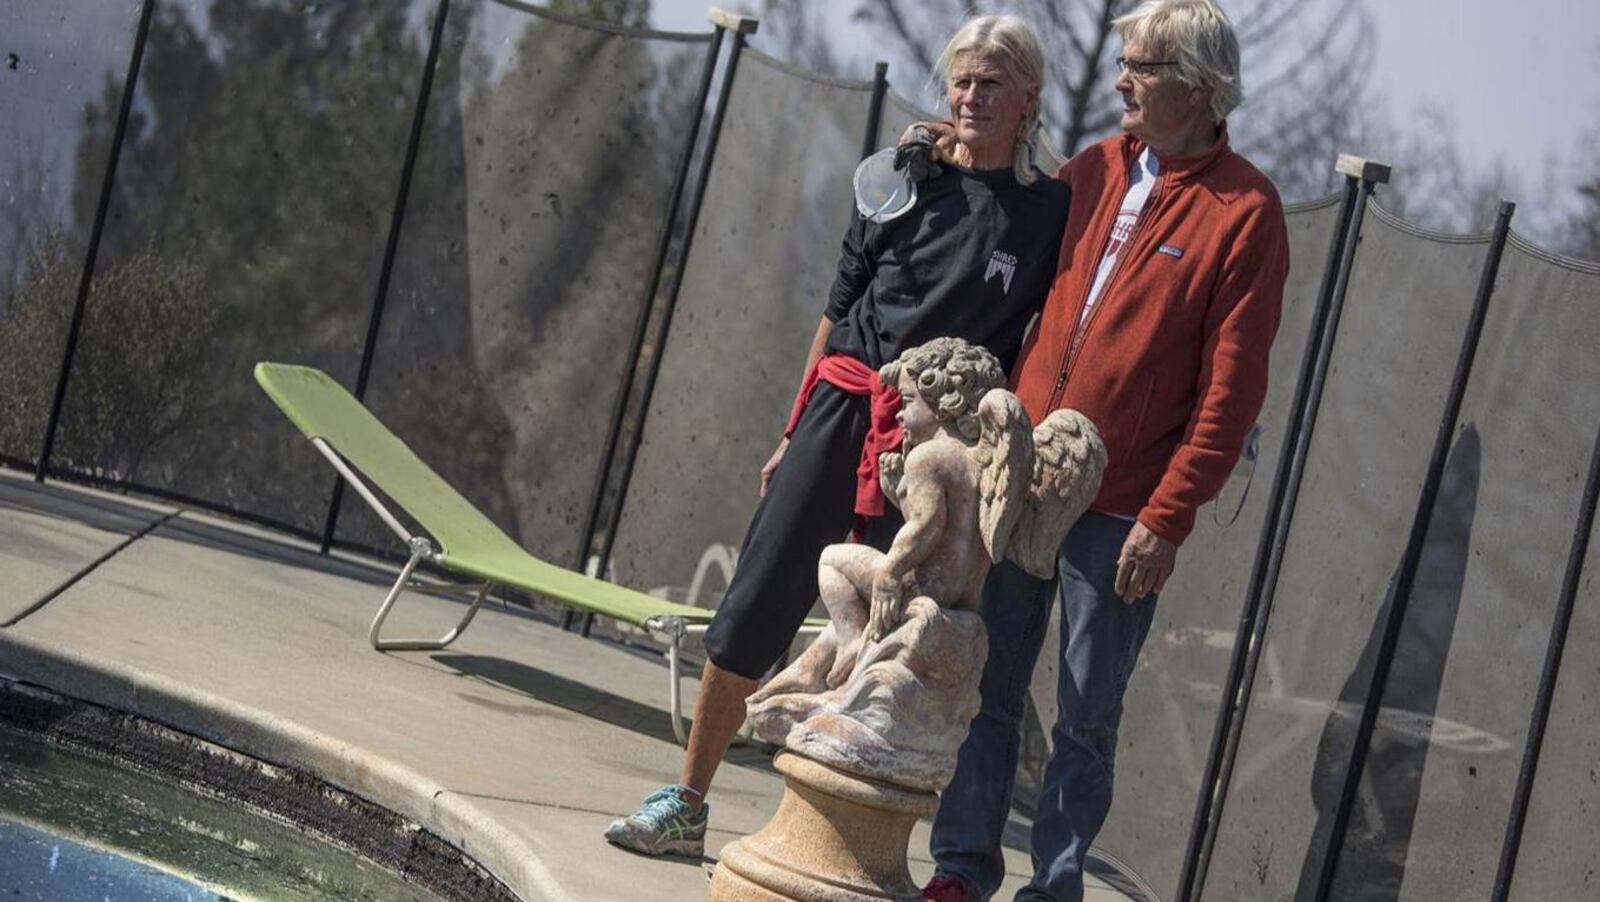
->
xmin=760 ymin=437 xmax=791 ymax=497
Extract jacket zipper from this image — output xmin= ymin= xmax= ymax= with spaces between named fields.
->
xmin=1047 ymin=168 xmax=1166 ymax=411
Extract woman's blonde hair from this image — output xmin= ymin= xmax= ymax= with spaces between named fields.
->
xmin=1114 ymin=0 xmax=1243 ymax=123
xmin=935 ymin=15 xmax=1058 ymax=184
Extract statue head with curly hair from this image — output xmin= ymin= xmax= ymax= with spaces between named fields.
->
xmin=880 ymin=337 xmax=1007 ymax=445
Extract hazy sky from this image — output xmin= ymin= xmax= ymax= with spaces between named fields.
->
xmin=647 ymin=0 xmax=1600 ymax=179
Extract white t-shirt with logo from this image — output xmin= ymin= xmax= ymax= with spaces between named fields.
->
xmin=1081 ymin=147 xmax=1160 ymax=326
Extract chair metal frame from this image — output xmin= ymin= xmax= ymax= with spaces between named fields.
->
xmin=310 ymin=437 xmax=796 ymax=746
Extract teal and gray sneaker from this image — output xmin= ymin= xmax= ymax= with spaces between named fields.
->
xmin=603 ymin=784 xmax=708 ymax=858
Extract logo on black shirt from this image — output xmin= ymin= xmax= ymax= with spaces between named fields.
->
xmin=985 ymin=250 xmax=1018 ymax=294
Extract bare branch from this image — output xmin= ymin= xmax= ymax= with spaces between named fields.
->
xmin=1236 ymin=0 xmax=1324 ymax=51
xmin=1042 ymin=1 xmax=1087 ymax=60
xmin=837 ymin=0 xmax=1518 ymax=219
xmin=853 ymin=0 xmax=939 ymax=75
xmin=1058 ymin=0 xmax=1126 ymax=154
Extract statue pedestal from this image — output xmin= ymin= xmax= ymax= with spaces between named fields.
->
xmin=709 ymin=751 xmax=939 ymax=901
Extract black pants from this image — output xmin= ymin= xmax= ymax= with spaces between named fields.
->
xmin=703 ymin=383 xmax=902 ymax=679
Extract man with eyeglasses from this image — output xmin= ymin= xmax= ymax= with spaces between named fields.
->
xmin=916 ymin=1 xmax=1290 ymax=900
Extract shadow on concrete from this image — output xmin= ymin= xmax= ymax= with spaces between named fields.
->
xmin=0 ymin=475 xmax=169 ymax=535
xmin=2 ymin=469 xmax=508 ymax=610
xmin=154 ymin=516 xmax=400 ymax=589
xmin=1293 ymin=424 xmax=1481 ymax=899
xmin=430 ymin=652 xmax=780 ymax=775
xmin=145 ymin=506 xmax=583 ymax=633
xmin=1000 ymin=816 xmax=1158 ymax=901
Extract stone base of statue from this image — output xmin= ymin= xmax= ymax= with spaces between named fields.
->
xmin=708 ymin=751 xmax=938 ymax=901
xmin=709 ymin=339 xmax=1108 ymax=901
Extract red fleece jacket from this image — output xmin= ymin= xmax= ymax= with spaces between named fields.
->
xmin=1011 ymin=128 xmax=1289 ymax=545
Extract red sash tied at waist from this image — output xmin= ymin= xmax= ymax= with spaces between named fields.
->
xmin=784 ymin=353 xmax=903 ymax=518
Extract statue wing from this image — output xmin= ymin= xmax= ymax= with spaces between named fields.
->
xmin=1006 ymin=409 xmax=1108 ymax=579
xmin=976 ymin=389 xmax=1034 ymax=565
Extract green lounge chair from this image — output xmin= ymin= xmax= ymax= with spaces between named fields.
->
xmin=254 ymin=362 xmax=820 ymax=745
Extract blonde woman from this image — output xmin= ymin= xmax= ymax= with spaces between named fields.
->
xmin=605 ymin=15 xmax=1073 ymax=860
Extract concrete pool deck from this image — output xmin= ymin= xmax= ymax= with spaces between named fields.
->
xmin=0 ymin=468 xmax=1139 ymax=901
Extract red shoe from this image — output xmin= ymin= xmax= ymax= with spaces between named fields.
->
xmin=922 ymin=874 xmax=975 ymax=902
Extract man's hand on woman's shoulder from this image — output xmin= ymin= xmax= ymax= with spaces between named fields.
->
xmin=895 ymin=122 xmax=957 ymax=180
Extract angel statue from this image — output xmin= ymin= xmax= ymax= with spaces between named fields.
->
xmin=746 ymin=337 xmax=1106 ymax=791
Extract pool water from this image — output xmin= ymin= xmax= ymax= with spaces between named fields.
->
xmin=1 ymin=817 xmax=223 ymax=901
xmin=0 ymin=725 xmax=443 ymax=901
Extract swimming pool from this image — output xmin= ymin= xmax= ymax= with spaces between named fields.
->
xmin=1 ymin=815 xmax=227 ymax=901
xmin=0 ymin=684 xmax=514 ymax=901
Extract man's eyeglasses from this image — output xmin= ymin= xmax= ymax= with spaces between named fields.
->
xmin=1115 ymin=57 xmax=1180 ymax=77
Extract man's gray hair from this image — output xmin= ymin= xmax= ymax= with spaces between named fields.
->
xmin=1114 ymin=0 xmax=1243 ymax=123
xmin=935 ymin=15 xmax=1058 ymax=183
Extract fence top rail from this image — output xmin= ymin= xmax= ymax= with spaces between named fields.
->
xmin=741 ymin=45 xmax=878 ymax=92
xmin=1366 ymin=196 xmax=1600 ymax=270
xmin=1283 ymin=191 xmax=1344 ymax=215
xmin=485 ymin=0 xmax=714 ymax=43
xmin=885 ymin=88 xmax=940 ymax=123
xmin=1368 ymin=197 xmax=1495 ymax=245
xmin=1507 ymin=230 xmax=1600 ymax=275
xmin=1293 ymin=187 xmax=1600 ymax=271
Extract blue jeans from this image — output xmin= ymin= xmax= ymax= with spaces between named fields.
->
xmin=930 ymin=512 xmax=1159 ymax=901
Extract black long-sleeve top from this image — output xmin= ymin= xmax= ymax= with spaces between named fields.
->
xmin=823 ymin=163 xmax=1071 ymax=373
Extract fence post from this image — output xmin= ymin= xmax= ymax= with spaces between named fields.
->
xmin=1179 ymin=155 xmax=1391 ymax=901
xmin=317 ymin=0 xmax=453 ymax=553
xmin=562 ymin=22 xmax=730 ymax=631
xmin=35 ymin=0 xmax=158 ymax=481
xmin=576 ymin=9 xmax=758 ymax=638
xmin=861 ymin=61 xmax=889 ymax=160
xmin=1492 ymin=430 xmax=1600 ymax=898
xmin=1312 ymin=200 xmax=1517 ymax=902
